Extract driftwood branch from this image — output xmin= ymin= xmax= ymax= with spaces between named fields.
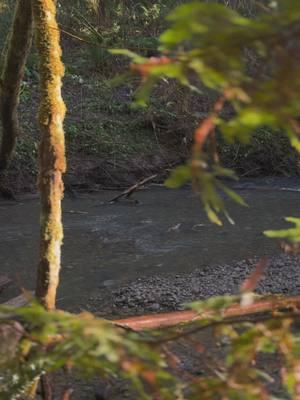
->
xmin=114 ymin=294 xmax=300 ymax=331
xmin=109 ymin=174 xmax=157 ymax=203
xmin=3 ymin=293 xmax=300 ymax=332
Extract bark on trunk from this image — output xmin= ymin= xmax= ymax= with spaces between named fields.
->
xmin=95 ymin=0 xmax=111 ymax=28
xmin=0 ymin=0 xmax=33 ymax=171
xmin=32 ymin=0 xmax=66 ymax=310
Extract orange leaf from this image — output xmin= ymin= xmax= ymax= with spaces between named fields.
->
xmin=131 ymin=56 xmax=172 ymax=78
xmin=241 ymin=257 xmax=269 ymax=292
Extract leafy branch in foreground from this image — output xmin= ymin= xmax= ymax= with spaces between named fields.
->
xmin=0 ymin=303 xmax=172 ymax=400
xmin=1 ymin=285 xmax=300 ymax=399
xmin=114 ymin=0 xmax=300 ymax=227
xmin=265 ymin=217 xmax=300 ymax=254
xmin=0 ymin=258 xmax=298 ymax=399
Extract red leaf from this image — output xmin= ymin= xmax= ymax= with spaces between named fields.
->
xmin=241 ymin=257 xmax=269 ymax=292
xmin=131 ymin=56 xmax=172 ymax=78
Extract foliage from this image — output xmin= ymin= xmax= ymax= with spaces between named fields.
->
xmin=116 ymin=0 xmax=300 ymax=234
xmin=1 ymin=290 xmax=300 ymax=399
xmin=265 ymin=218 xmax=300 ymax=254
xmin=56 ymin=0 xmax=181 ymax=74
xmin=1 ymin=0 xmax=298 ymax=188
xmin=218 ymin=127 xmax=299 ymax=176
xmin=0 ymin=302 xmax=170 ymax=399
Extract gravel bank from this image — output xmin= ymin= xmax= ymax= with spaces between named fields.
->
xmin=79 ymin=254 xmax=299 ymax=399
xmin=86 ymin=254 xmax=300 ymax=317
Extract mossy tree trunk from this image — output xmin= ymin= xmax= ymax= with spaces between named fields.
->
xmin=32 ymin=0 xmax=66 ymax=310
xmin=0 ymin=0 xmax=33 ymax=172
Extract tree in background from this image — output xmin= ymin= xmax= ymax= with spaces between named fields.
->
xmin=0 ymin=0 xmax=32 ymax=177
xmin=89 ymin=0 xmax=112 ymax=27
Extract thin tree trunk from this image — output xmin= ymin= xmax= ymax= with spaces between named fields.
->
xmin=95 ymin=0 xmax=111 ymax=28
xmin=0 ymin=0 xmax=33 ymax=171
xmin=32 ymin=0 xmax=66 ymax=310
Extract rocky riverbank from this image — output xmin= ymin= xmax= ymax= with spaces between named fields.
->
xmin=86 ymin=254 xmax=300 ymax=318
xmin=74 ymin=253 xmax=299 ymax=400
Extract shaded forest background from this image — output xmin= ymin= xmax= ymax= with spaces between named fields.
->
xmin=0 ymin=0 xmax=299 ymax=194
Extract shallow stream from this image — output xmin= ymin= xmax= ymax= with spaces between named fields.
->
xmin=0 ymin=177 xmax=299 ymax=310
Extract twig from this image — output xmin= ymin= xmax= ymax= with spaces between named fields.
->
xmin=109 ymin=174 xmax=157 ymax=203
xmin=241 ymin=256 xmax=268 ymax=293
xmin=54 ymin=23 xmax=158 ymax=52
xmin=60 ymin=365 xmax=74 ymax=400
xmin=191 ymin=95 xmax=226 ymax=189
xmin=0 ymin=275 xmax=12 ymax=292
xmin=149 ymin=312 xmax=300 ymax=345
xmin=40 ymin=373 xmax=53 ymax=400
xmin=61 ymin=388 xmax=74 ymax=400
xmin=253 ymin=0 xmax=274 ymax=14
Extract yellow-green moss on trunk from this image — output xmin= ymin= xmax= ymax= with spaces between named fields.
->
xmin=32 ymin=0 xmax=66 ymax=310
xmin=0 ymin=0 xmax=33 ymax=171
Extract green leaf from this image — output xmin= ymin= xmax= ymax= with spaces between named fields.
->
xmin=108 ymin=71 xmax=134 ymax=87
xmin=286 ymin=128 xmax=300 ymax=152
xmin=205 ymin=204 xmax=223 ymax=226
xmin=134 ymin=77 xmax=158 ymax=107
xmin=188 ymin=295 xmax=239 ymax=314
xmin=264 ymin=217 xmax=300 ymax=243
xmin=238 ymin=109 xmax=276 ymax=127
xmin=217 ymin=182 xmax=248 ymax=207
xmin=165 ymin=165 xmax=191 ymax=188
xmin=109 ymin=49 xmax=146 ymax=64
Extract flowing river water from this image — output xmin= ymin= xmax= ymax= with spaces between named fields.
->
xmin=0 ymin=177 xmax=299 ymax=310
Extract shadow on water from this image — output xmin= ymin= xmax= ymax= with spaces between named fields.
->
xmin=0 ymin=177 xmax=299 ymax=309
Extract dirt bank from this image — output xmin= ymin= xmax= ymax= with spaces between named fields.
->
xmin=2 ymin=73 xmax=299 ymax=196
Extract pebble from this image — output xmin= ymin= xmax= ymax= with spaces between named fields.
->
xmin=87 ymin=254 xmax=300 ymax=315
